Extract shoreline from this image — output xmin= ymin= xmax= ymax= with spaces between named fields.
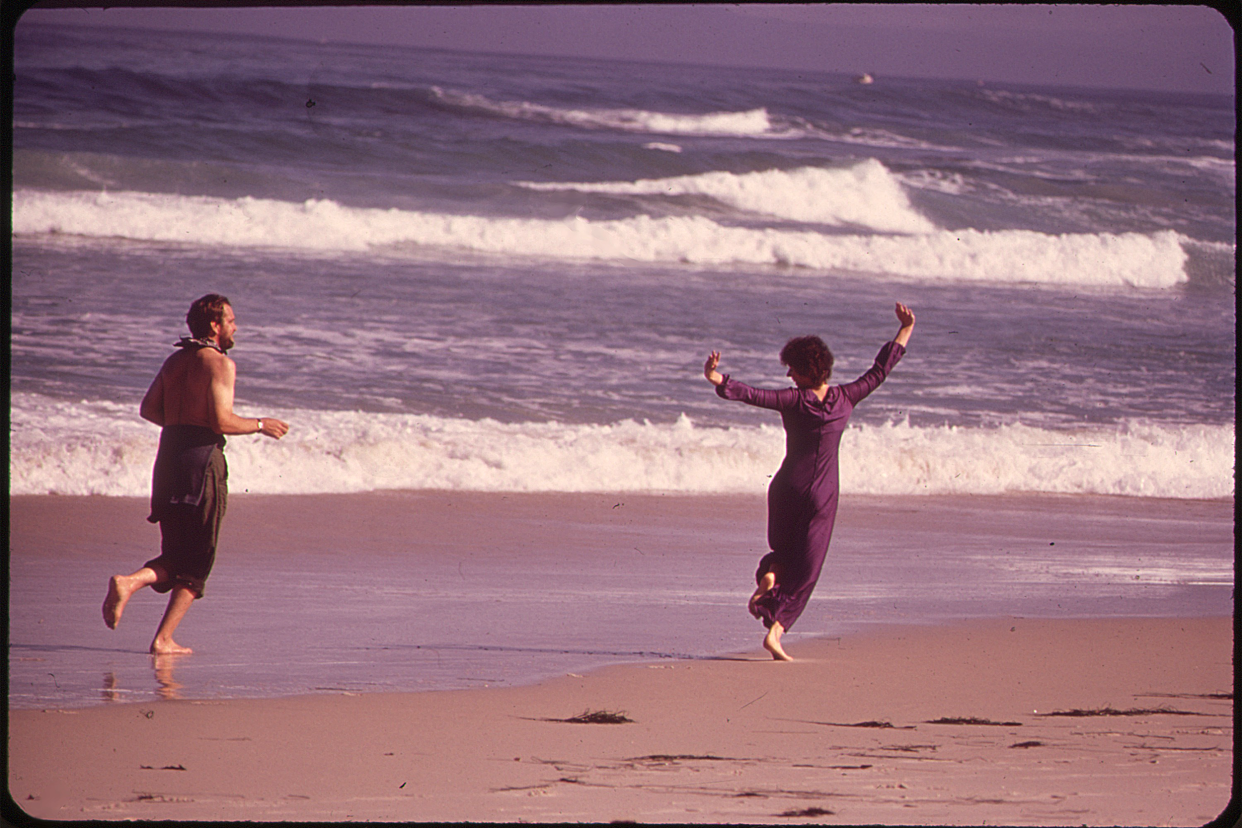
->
xmin=8 ymin=491 xmax=1234 ymax=822
xmin=8 ymin=615 xmax=1233 ymax=824
xmin=9 ymin=490 xmax=1234 ymax=711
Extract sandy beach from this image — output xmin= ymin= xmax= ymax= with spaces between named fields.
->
xmin=12 ymin=10 xmax=1236 ymax=824
xmin=8 ymin=616 xmax=1232 ymax=824
xmin=8 ymin=490 xmax=1235 ymax=823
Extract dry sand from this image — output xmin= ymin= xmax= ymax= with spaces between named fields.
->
xmin=8 ymin=615 xmax=1232 ymax=824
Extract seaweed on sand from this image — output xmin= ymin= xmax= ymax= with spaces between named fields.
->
xmin=1036 ymin=706 xmax=1198 ymax=718
xmin=925 ymin=716 xmax=1023 ymax=726
xmin=815 ymin=719 xmax=913 ymax=729
xmin=779 ymin=806 xmax=835 ymax=817
xmin=560 ymin=709 xmax=633 ymax=724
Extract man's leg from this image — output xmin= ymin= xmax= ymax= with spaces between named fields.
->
xmin=150 ymin=585 xmax=197 ymax=655
xmin=142 ymin=473 xmax=215 ymax=654
xmin=103 ymin=566 xmax=163 ymax=629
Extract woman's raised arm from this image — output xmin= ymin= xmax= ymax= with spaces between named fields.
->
xmin=894 ymin=302 xmax=916 ymax=347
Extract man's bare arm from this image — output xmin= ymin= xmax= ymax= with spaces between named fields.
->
xmin=140 ymin=372 xmax=166 ymax=426
xmin=206 ymin=353 xmax=289 ymax=438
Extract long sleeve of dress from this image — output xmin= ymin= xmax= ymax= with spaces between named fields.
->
xmin=839 ymin=341 xmax=905 ymax=405
xmin=715 ymin=375 xmax=799 ymax=410
xmin=715 ymin=340 xmax=905 ymax=410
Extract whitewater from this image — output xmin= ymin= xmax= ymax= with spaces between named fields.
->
xmin=10 ymin=393 xmax=1232 ymax=499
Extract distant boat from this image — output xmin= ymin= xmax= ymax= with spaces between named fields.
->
xmin=855 ymin=73 xmax=874 ymax=85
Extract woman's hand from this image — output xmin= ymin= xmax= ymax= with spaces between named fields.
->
xmin=704 ymin=350 xmax=725 ymax=386
xmin=895 ymin=302 xmax=915 ymax=327
xmin=894 ymin=302 xmax=915 ymax=347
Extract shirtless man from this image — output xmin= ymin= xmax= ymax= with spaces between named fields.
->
xmin=102 ymin=294 xmax=289 ymax=654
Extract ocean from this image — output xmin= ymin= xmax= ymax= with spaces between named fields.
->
xmin=11 ymin=21 xmax=1237 ymax=501
xmin=8 ymin=21 xmax=1235 ymax=708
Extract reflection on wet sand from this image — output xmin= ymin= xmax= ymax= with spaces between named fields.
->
xmin=153 ymin=654 xmax=186 ymax=700
xmin=101 ymin=672 xmax=119 ymax=703
xmin=100 ymin=656 xmax=187 ymax=703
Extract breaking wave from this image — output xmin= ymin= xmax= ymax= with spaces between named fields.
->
xmin=430 ymin=85 xmax=779 ymax=137
xmin=516 ymin=160 xmax=937 ymax=233
xmin=13 ymin=188 xmax=1189 ymax=287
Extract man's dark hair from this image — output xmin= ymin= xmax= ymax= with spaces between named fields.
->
xmin=186 ymin=294 xmax=231 ymax=339
xmin=780 ymin=335 xmax=834 ymax=385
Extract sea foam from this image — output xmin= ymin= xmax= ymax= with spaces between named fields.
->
xmin=10 ymin=393 xmax=1232 ymax=499
xmin=13 ymin=188 xmax=1189 ymax=287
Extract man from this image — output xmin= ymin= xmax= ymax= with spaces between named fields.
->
xmin=102 ymin=294 xmax=289 ymax=654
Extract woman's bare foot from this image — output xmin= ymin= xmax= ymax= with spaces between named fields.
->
xmin=763 ymin=621 xmax=793 ymax=661
xmin=749 ymin=571 xmax=776 ymax=619
xmin=103 ymin=575 xmax=140 ymax=629
xmin=150 ymin=638 xmax=193 ymax=655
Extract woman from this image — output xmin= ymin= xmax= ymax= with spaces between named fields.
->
xmin=704 ymin=303 xmax=915 ymax=660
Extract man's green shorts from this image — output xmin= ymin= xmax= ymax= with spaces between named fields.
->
xmin=144 ymin=448 xmax=228 ymax=598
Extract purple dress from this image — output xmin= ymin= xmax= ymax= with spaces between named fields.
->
xmin=716 ymin=340 xmax=905 ymax=631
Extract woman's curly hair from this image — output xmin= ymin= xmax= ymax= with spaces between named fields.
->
xmin=780 ymin=335 xmax=834 ymax=385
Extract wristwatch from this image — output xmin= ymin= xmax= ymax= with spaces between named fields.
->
xmin=257 ymin=418 xmax=264 ymax=434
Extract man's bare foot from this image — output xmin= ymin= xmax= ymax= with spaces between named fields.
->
xmin=103 ymin=575 xmax=139 ymax=629
xmin=150 ymin=638 xmax=193 ymax=655
xmin=749 ymin=571 xmax=776 ymax=619
xmin=763 ymin=622 xmax=793 ymax=661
